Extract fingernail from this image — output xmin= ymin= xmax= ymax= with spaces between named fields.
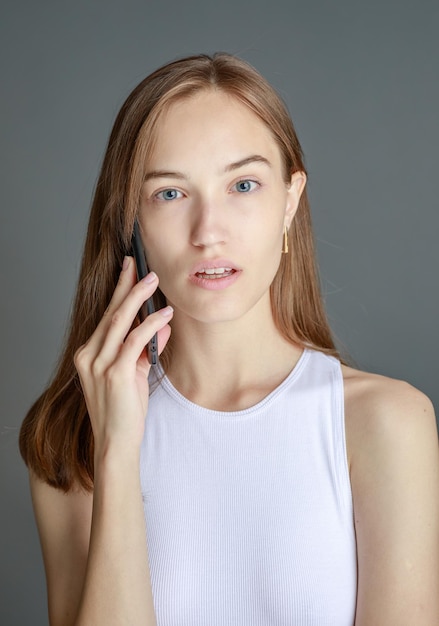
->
xmin=122 ymin=256 xmax=130 ymax=271
xmin=160 ymin=306 xmax=173 ymax=317
xmin=142 ymin=271 xmax=157 ymax=284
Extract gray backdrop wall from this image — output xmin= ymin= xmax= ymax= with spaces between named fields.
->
xmin=1 ymin=0 xmax=438 ymax=624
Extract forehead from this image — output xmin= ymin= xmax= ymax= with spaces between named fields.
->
xmin=147 ymin=89 xmax=284 ymax=169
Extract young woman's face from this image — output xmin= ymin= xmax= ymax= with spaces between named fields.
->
xmin=138 ymin=89 xmax=305 ymax=325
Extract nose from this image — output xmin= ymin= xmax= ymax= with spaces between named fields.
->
xmin=190 ymin=198 xmax=227 ymax=249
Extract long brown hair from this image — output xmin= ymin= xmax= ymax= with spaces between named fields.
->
xmin=20 ymin=53 xmax=341 ymax=492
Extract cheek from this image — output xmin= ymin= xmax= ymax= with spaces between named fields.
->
xmin=144 ymin=245 xmax=173 ymax=277
xmin=255 ymin=213 xmax=285 ymax=276
xmin=140 ymin=213 xmax=178 ymax=258
xmin=252 ymin=208 xmax=285 ymax=250
xmin=141 ymin=234 xmax=187 ymax=294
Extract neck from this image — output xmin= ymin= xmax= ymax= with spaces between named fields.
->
xmin=164 ymin=299 xmax=303 ymax=411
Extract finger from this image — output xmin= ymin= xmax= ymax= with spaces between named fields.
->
xmin=157 ymin=323 xmax=172 ymax=355
xmin=95 ymin=277 xmax=164 ymax=367
xmin=74 ymin=258 xmax=139 ymax=374
xmin=116 ymin=306 xmax=174 ymax=370
xmin=89 ymin=260 xmax=159 ymax=361
xmin=134 ymin=322 xmax=172 ymax=379
xmin=86 ymin=256 xmax=138 ymax=351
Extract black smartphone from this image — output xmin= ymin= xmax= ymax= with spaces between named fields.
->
xmin=131 ymin=219 xmax=158 ymax=366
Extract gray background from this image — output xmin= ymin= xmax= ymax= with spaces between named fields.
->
xmin=1 ymin=0 xmax=438 ymax=623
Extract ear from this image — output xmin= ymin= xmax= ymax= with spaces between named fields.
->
xmin=284 ymin=171 xmax=307 ymax=228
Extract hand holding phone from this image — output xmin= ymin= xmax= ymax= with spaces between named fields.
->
xmin=131 ymin=220 xmax=158 ymax=366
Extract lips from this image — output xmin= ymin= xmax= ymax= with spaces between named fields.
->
xmin=189 ymin=259 xmax=241 ymax=290
xmin=195 ymin=267 xmax=235 ymax=279
xmin=190 ymin=259 xmax=240 ymax=276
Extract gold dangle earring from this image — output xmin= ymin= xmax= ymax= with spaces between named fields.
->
xmin=282 ymin=225 xmax=289 ymax=254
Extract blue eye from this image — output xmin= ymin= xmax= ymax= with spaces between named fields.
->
xmin=234 ymin=180 xmax=258 ymax=193
xmin=155 ymin=188 xmax=182 ymax=201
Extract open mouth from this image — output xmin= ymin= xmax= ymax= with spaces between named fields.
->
xmin=195 ymin=267 xmax=235 ymax=279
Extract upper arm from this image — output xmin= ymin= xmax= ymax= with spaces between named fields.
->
xmin=30 ymin=472 xmax=93 ymax=626
xmin=345 ymin=376 xmax=439 ymax=625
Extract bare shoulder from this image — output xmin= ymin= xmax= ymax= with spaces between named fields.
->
xmin=340 ymin=366 xmax=439 ymax=624
xmin=30 ymin=470 xmax=93 ymax=541
xmin=342 ymin=363 xmax=435 ymax=416
xmin=341 ymin=364 xmax=437 ymax=467
xmin=30 ymin=472 xmax=93 ymax=626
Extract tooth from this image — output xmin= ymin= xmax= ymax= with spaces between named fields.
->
xmin=197 ymin=267 xmax=234 ymax=277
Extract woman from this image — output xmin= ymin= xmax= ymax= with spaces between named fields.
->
xmin=20 ymin=53 xmax=439 ymax=625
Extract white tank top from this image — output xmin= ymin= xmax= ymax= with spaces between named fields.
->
xmin=140 ymin=349 xmax=357 ymax=625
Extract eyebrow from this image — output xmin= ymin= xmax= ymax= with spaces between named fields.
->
xmin=143 ymin=169 xmax=187 ymax=182
xmin=143 ymin=154 xmax=272 ymax=182
xmin=225 ymin=154 xmax=272 ymax=172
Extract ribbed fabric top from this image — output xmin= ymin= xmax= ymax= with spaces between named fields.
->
xmin=140 ymin=349 xmax=357 ymax=625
